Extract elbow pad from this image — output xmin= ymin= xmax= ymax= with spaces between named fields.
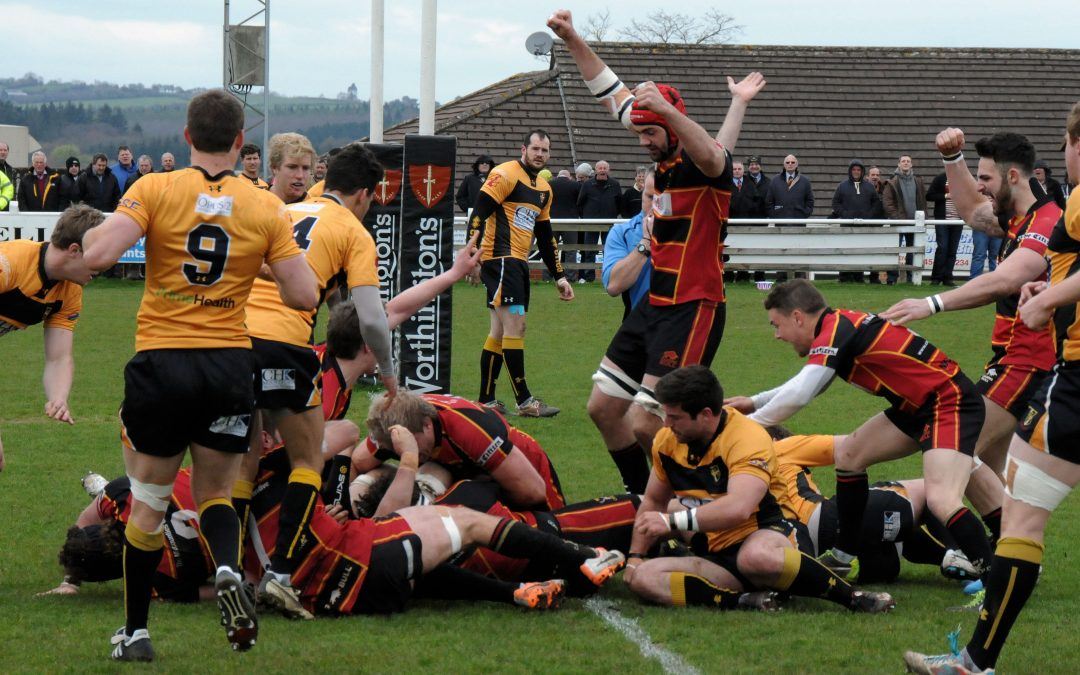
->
xmin=585 ymin=66 xmax=635 ymax=129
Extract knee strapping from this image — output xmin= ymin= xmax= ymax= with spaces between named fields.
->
xmin=440 ymin=512 xmax=463 ymax=554
xmin=591 ymin=365 xmax=639 ymax=402
xmin=1006 ymin=454 xmax=1072 ymax=512
xmin=633 ymin=387 xmax=665 ymax=420
xmin=129 ymin=477 xmax=174 ymax=512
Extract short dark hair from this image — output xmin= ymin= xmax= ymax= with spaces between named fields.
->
xmin=763 ymin=279 xmax=827 ymax=315
xmin=523 ymin=129 xmax=549 ymax=147
xmin=765 ymin=425 xmax=793 ymax=441
xmin=117 ymin=145 xmax=130 ymax=153
xmin=326 ymin=301 xmax=365 ymax=359
xmin=91 ymin=153 xmax=108 ymax=165
xmin=59 ymin=522 xmax=125 ymax=584
xmin=52 ymin=204 xmax=105 ymax=249
xmin=974 ymin=132 xmax=1036 ymax=177
xmin=655 ymin=365 xmax=723 ymax=418
xmin=186 ymin=89 xmax=244 ymax=153
xmin=239 ymin=143 xmax=261 ymax=160
xmin=324 ymin=143 xmax=383 ymax=195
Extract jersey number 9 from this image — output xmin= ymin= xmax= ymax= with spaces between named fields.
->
xmin=183 ymin=223 xmax=231 ymax=286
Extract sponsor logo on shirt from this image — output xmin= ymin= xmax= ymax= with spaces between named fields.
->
xmin=477 ymin=436 xmax=504 ymax=466
xmin=809 ymin=346 xmax=837 ymax=357
xmin=261 ymin=368 xmax=296 ymax=391
xmin=194 ymin=193 xmax=234 ymax=217
xmin=209 ymin=414 xmax=250 ymax=437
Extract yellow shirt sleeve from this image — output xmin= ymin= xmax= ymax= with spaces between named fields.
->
xmin=0 ymin=248 xmax=13 ymax=293
xmin=115 ymin=175 xmax=158 ymax=235
xmin=724 ymin=417 xmax=775 ymax=486
xmin=479 ymin=166 xmax=515 ymax=203
xmin=650 ymin=428 xmax=673 ymax=486
xmin=44 ymin=284 xmax=82 ymax=331
xmin=774 ymin=435 xmax=836 ymax=469
xmin=344 ymin=224 xmax=379 ymax=289
xmin=1066 ymin=191 xmax=1080 ymax=240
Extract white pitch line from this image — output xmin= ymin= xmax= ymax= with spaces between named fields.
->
xmin=585 ymin=597 xmax=701 ymax=675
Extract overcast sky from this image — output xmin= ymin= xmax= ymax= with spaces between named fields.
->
xmin=3 ymin=1 xmax=1075 ymax=101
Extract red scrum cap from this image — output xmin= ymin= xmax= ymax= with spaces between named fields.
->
xmin=630 ymin=83 xmax=687 ymax=148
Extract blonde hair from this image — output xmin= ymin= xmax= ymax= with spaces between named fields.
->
xmin=1067 ymin=101 xmax=1080 ymax=143
xmin=365 ymin=391 xmax=437 ymax=448
xmin=267 ymin=132 xmax=316 ymax=170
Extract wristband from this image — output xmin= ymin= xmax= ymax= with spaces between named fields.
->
xmin=670 ymin=508 xmax=700 ymax=532
xmin=627 ymin=551 xmax=648 ymax=559
xmin=926 ymin=294 xmax=944 ymax=315
xmin=941 ymin=151 xmax=964 ymax=164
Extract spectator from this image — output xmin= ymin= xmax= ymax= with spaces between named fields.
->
xmin=312 ymin=155 xmax=328 ymax=184
xmin=729 ymin=160 xmax=765 ymax=282
xmin=57 ymin=156 xmax=83 ymax=210
xmin=830 ymin=158 xmax=880 ymax=282
xmin=109 ymin=145 xmax=137 ymax=189
xmin=123 ymin=155 xmax=153 ymax=194
xmin=0 ymin=164 xmax=12 ymax=213
xmin=576 ymin=159 xmax=621 ymax=283
xmin=0 ymin=141 xmax=15 ymax=186
xmin=926 ymin=171 xmax=961 ymax=286
xmin=159 ymin=152 xmax=177 ymax=172
xmin=238 ymin=143 xmax=269 ymax=189
xmin=603 ymin=167 xmax=655 ymax=318
xmin=867 ymin=165 xmax=888 ymax=283
xmin=766 ymin=154 xmax=814 ymax=220
xmin=1030 ymin=159 xmax=1067 ymax=210
xmin=455 ymin=154 xmax=494 ymax=214
xmin=741 ymin=155 xmax=770 ymax=218
xmin=78 ymin=153 xmax=121 ymax=212
xmin=619 ymin=165 xmax=647 ymax=218
xmin=17 ymin=151 xmax=61 ymax=211
xmin=881 ymin=155 xmax=926 ymax=284
xmin=549 ymin=168 xmax=582 ymax=282
xmin=575 ymin=162 xmax=593 ymax=182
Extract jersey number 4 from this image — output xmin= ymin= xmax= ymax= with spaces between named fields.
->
xmin=183 ymin=223 xmax=231 ymax=286
xmin=292 ymin=216 xmax=318 ymax=251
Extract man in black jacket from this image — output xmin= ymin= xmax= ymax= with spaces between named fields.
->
xmin=1030 ymin=159 xmax=1067 ymax=211
xmin=576 ymin=160 xmax=621 ymax=282
xmin=766 ymin=155 xmax=814 ymax=220
xmin=78 ymin=153 xmax=121 ymax=212
xmin=0 ymin=141 xmax=16 ymax=187
xmin=830 ymin=159 xmax=880 ymax=282
xmin=57 ymin=157 xmax=83 ymax=210
xmin=123 ymin=155 xmax=154 ymax=195
xmin=455 ymin=154 xmax=494 ymax=214
xmin=17 ymin=151 xmax=61 ymax=211
xmin=925 ymin=171 xmax=961 ymax=286
xmin=549 ymin=169 xmax=582 ymax=281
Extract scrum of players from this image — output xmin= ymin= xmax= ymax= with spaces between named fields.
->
xmin=3 ymin=8 xmax=1076 ymax=673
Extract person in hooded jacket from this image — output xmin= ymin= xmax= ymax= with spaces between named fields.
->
xmin=456 ymin=154 xmax=495 ymax=214
xmin=830 ymin=159 xmax=880 ymax=282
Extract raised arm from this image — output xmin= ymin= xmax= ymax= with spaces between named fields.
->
xmin=935 ymin=128 xmax=1004 ymax=235
xmin=547 ymin=10 xmax=636 ymax=130
xmin=81 ymin=212 xmax=143 ymax=272
xmin=715 ymin=72 xmax=767 ymax=153
xmin=386 ymin=233 xmax=480 ymax=328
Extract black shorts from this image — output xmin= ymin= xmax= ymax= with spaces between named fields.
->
xmin=976 ymin=363 xmax=1049 ymax=420
xmin=353 ymin=527 xmax=424 ymax=615
xmin=251 ymin=337 xmax=322 ymax=412
xmin=120 ymin=348 xmax=255 ymax=457
xmin=862 ymin=482 xmax=914 ymax=545
xmin=482 ymin=257 xmax=530 ymax=310
xmin=605 ymin=299 xmax=726 ymax=384
xmin=1016 ymin=363 xmax=1080 ymax=464
xmin=689 ymin=518 xmax=807 ymax=591
xmin=884 ymin=375 xmax=984 ymax=455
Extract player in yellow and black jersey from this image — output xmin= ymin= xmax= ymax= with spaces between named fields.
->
xmin=624 ymin=366 xmax=895 ymax=613
xmin=81 ymin=89 xmax=317 ymax=662
xmin=0 ymin=204 xmax=103 ymax=468
xmin=268 ymin=132 xmax=315 ymax=205
xmin=466 ymin=129 xmax=573 ymax=418
xmin=244 ymin=143 xmax=397 ymax=620
xmin=238 ymin=144 xmax=270 ymax=190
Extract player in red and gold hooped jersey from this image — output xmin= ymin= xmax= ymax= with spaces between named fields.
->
xmin=727 ymin=280 xmax=992 ymax=589
xmin=547 ymin=9 xmax=769 ymax=496
xmin=80 ymin=89 xmax=317 ymax=661
xmin=883 ymin=131 xmax=1061 ymax=502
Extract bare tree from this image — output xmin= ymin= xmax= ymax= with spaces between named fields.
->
xmin=581 ymin=8 xmax=614 ymax=42
xmin=620 ymin=9 xmax=742 ymax=45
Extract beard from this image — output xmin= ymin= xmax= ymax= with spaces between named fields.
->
xmin=992 ymin=182 xmax=1014 ymax=216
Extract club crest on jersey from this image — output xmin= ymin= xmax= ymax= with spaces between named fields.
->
xmin=409 ymin=164 xmax=451 ymax=208
xmin=660 ymin=350 xmax=680 ymax=368
xmin=194 ymin=193 xmax=234 ymax=217
xmin=1021 ymin=406 xmax=1039 ymax=428
xmin=374 ymin=169 xmax=403 ymax=206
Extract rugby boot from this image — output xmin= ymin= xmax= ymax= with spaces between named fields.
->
xmin=513 ymin=579 xmax=565 ymax=610
xmin=737 ymin=590 xmax=784 ymax=612
xmin=110 ymin=628 xmax=154 ymax=662
xmin=516 ymin=397 xmax=561 ymax=418
xmin=216 ymin=568 xmax=259 ymax=650
xmin=850 ymin=589 xmax=895 ymax=613
xmin=258 ymin=572 xmax=314 ymax=621
xmin=579 ymin=547 xmax=626 ymax=587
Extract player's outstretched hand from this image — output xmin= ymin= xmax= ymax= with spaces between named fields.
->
xmin=936 ymin=128 xmax=966 ymax=156
xmin=728 ymin=72 xmax=766 ymax=104
xmin=632 ymin=82 xmax=675 ymax=117
xmin=1018 ymin=282 xmax=1053 ymax=330
xmin=546 ymin=9 xmax=577 ymax=41
xmin=381 ymin=373 xmax=399 ymax=398
xmin=1018 ymin=280 xmax=1047 ymax=307
xmin=723 ymin=396 xmax=755 ymax=414
xmin=37 ymin=581 xmax=79 ymax=596
xmin=389 ymin=425 xmax=420 ymax=471
xmin=324 ymin=503 xmax=349 ymax=525
xmin=45 ymin=399 xmax=74 ymax=425
xmin=880 ymin=298 xmax=932 ymax=326
xmin=556 ymin=277 xmax=575 ymax=301
xmin=452 ymin=232 xmax=482 ymax=279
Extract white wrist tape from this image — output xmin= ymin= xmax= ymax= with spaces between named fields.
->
xmin=585 ymin=66 xmax=635 ymax=129
xmin=670 ymin=508 xmax=700 ymax=532
xmin=926 ymin=294 xmax=944 ymax=314
xmin=585 ymin=67 xmax=619 ymax=96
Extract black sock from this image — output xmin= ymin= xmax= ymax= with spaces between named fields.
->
xmin=414 ymin=564 xmax=519 ymax=604
xmin=945 ymin=507 xmax=993 ymax=576
xmin=966 ymin=538 xmax=1044 ymax=670
xmin=232 ymin=479 xmax=255 ymax=569
xmin=322 ymin=455 xmax=353 ymax=511
xmin=834 ymin=470 xmax=869 ymax=555
xmin=981 ymin=507 xmax=1002 ymax=544
xmin=123 ymin=524 xmax=165 ymax=635
xmin=774 ymin=547 xmax=855 ymax=608
xmin=489 ymin=518 xmax=591 ymax=569
xmin=901 ymin=524 xmax=950 ymax=565
xmin=501 ymin=337 xmax=531 ymax=405
xmin=270 ymin=468 xmax=321 ymax=575
xmin=478 ymin=336 xmax=503 ymax=403
xmin=609 ymin=443 xmax=650 ymax=494
xmin=198 ymin=499 xmax=241 ymax=575
xmin=669 ymin=572 xmax=742 ymax=609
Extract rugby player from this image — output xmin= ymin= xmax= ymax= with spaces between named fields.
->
xmin=725 ymin=280 xmax=992 ymax=586
xmin=361 ymin=390 xmax=566 ymax=511
xmin=243 ymin=143 xmax=397 ymax=620
xmin=625 ymin=366 xmax=895 ymax=613
xmin=267 ymin=132 xmax=315 ymax=205
xmin=0 ymin=204 xmax=104 ymax=470
xmin=904 ymin=102 xmax=1080 ymax=675
xmin=238 ymin=143 xmax=269 ymax=190
xmin=81 ymin=89 xmax=317 ymax=661
xmin=467 ymin=128 xmax=572 ymax=418
xmin=548 ymin=9 xmax=765 ymax=493
xmin=882 ymin=130 xmax=1061 ymax=495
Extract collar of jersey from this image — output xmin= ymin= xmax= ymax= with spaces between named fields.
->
xmin=191 ymin=165 xmax=236 ymax=182
xmin=813 ymin=308 xmax=834 ymax=338
xmin=37 ymin=241 xmax=59 ymax=290
xmin=320 ymin=192 xmax=344 ymax=206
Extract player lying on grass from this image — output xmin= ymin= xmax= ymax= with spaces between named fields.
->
xmin=768 ymin=427 xmax=1001 ymax=584
xmin=725 ymin=280 xmax=993 ymax=586
xmin=625 ymin=365 xmax=895 ymax=613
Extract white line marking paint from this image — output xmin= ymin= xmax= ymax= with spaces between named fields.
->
xmin=585 ymin=597 xmax=701 ymax=675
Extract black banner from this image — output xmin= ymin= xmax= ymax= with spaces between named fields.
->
xmin=397 ymin=134 xmax=456 ymax=394
xmin=361 ymin=143 xmax=405 ymax=306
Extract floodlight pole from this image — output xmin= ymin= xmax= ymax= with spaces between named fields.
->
xmin=370 ymin=0 xmax=385 ymax=143
xmin=419 ymin=0 xmax=436 ymax=135
xmin=223 ymin=0 xmax=271 ymax=174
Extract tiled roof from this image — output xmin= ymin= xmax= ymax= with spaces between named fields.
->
xmin=384 ymin=42 xmax=1080 ymax=213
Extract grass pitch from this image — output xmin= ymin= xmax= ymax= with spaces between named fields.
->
xmin=1 ymin=279 xmax=1077 ymax=673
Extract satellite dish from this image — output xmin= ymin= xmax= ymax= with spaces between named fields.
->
xmin=525 ymin=31 xmax=554 ymax=56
